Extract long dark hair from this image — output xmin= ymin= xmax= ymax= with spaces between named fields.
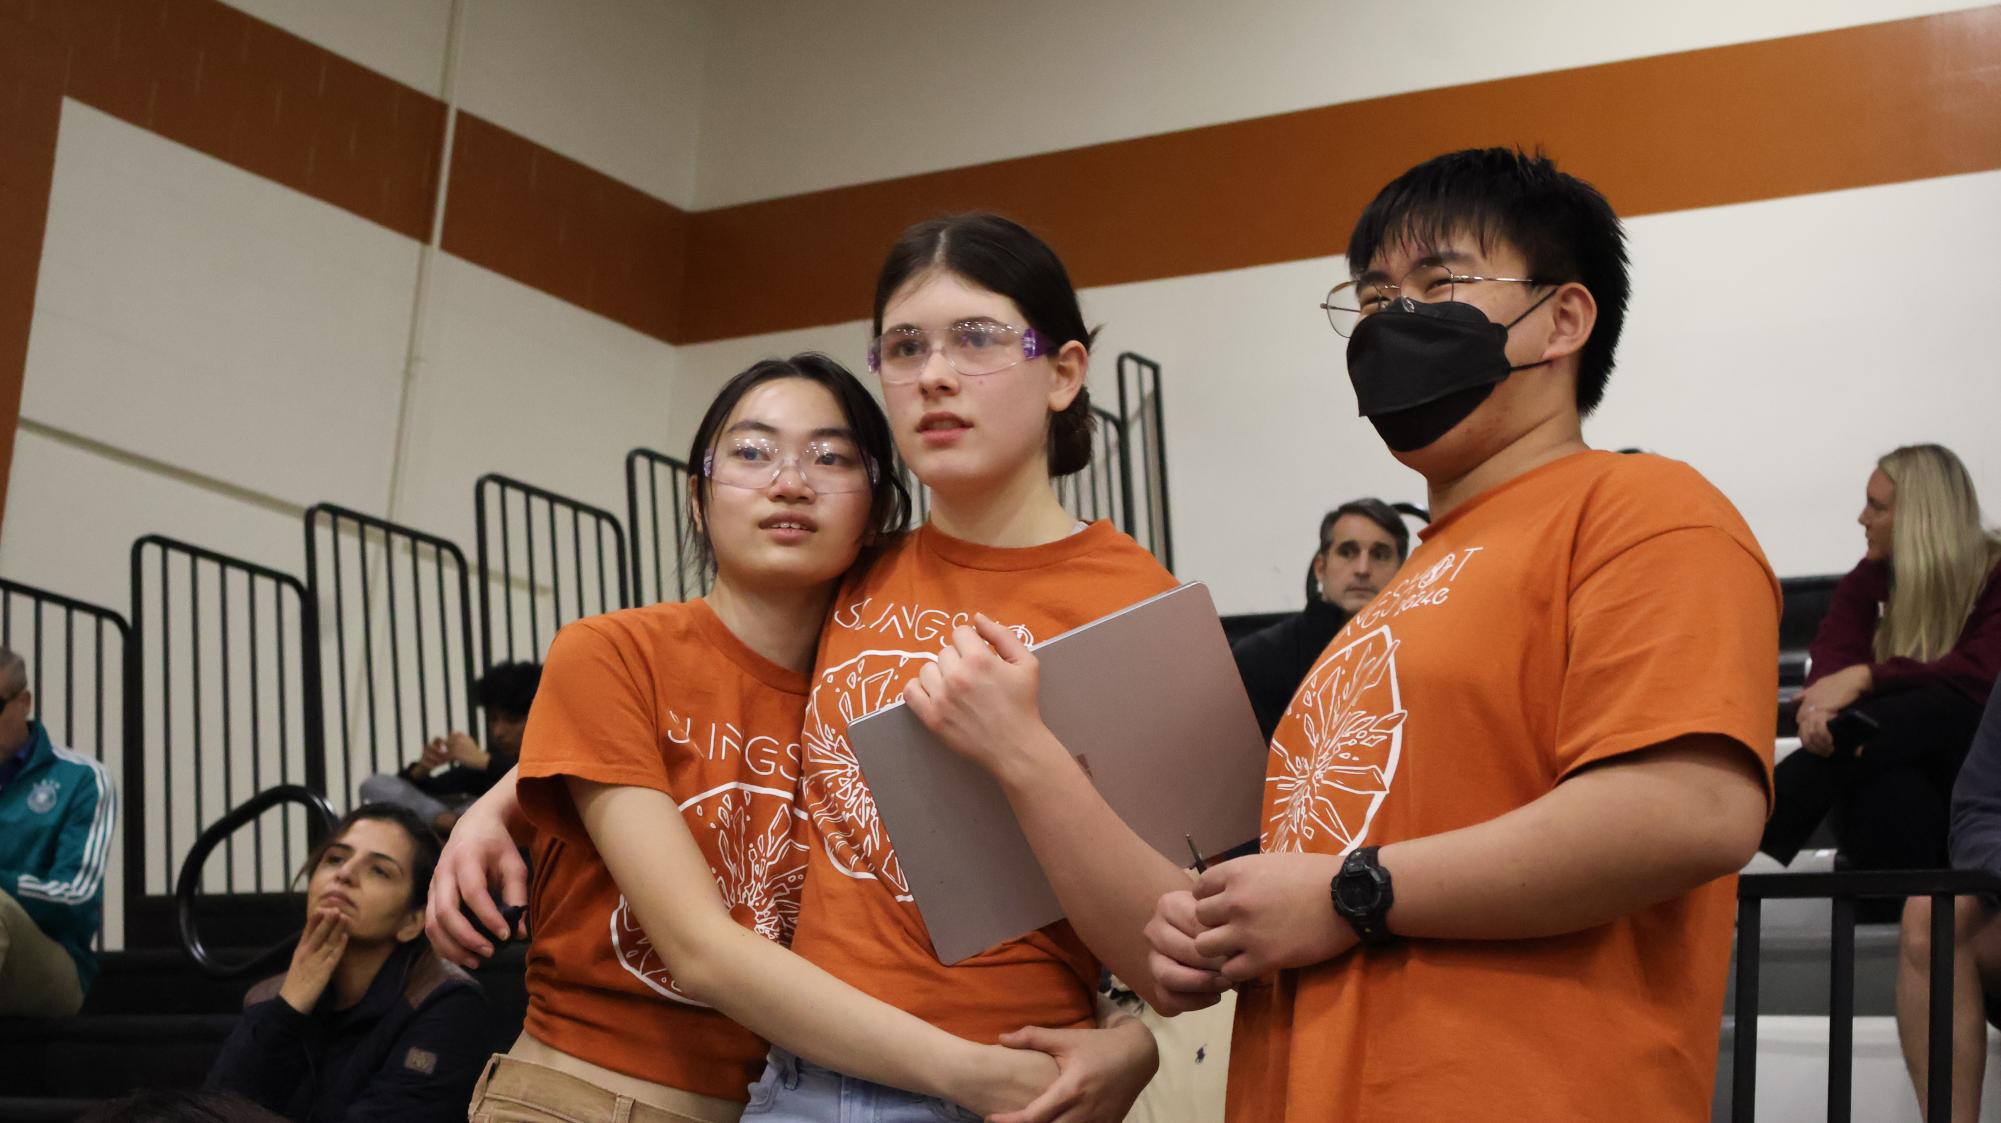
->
xmin=684 ymin=353 xmax=911 ymax=580
xmin=871 ymin=213 xmax=1097 ymax=477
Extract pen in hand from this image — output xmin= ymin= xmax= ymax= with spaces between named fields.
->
xmin=1186 ymin=834 xmax=1209 ymax=873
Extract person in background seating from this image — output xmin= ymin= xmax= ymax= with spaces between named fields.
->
xmin=361 ymin=662 xmax=540 ymax=833
xmin=1762 ymin=444 xmax=2001 ymax=875
xmin=1898 ymin=683 xmax=2001 ymax=1123
xmin=206 ymin=804 xmax=486 ymax=1122
xmin=1232 ymin=499 xmax=1410 ymax=739
xmin=0 ymin=645 xmax=116 ymax=1017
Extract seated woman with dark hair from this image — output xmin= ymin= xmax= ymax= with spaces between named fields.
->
xmin=1763 ymin=443 xmax=2001 ymax=873
xmin=206 ymin=804 xmax=486 ymax=1122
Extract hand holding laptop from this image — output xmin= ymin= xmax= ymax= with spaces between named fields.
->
xmin=903 ymin=613 xmax=1066 ymax=787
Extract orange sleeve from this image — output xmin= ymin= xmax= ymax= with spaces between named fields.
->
xmin=518 ymin=620 xmax=672 ymax=846
xmin=1553 ymin=526 xmax=1779 ymax=802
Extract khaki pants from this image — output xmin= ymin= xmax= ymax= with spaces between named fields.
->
xmin=0 ymin=889 xmax=83 ymax=1017
xmin=1124 ymin=990 xmax=1236 ymax=1123
xmin=468 ymin=1054 xmax=742 ymax=1123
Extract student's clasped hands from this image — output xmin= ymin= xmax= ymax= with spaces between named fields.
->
xmin=1149 ymin=856 xmax=1360 ymax=1013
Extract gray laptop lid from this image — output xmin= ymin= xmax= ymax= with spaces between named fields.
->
xmin=847 ymin=581 xmax=1268 ymax=964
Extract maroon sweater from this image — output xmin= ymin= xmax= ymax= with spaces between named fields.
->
xmin=1807 ymin=556 xmax=2001 ymax=704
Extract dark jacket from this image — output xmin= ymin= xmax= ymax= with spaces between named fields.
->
xmin=1231 ymin=598 xmax=1351 ymax=741
xmin=1949 ymin=685 xmax=2001 ymax=877
xmin=397 ymin=747 xmax=517 ymax=801
xmin=1808 ymin=556 xmax=2001 ymax=704
xmin=206 ymin=939 xmax=488 ymax=1123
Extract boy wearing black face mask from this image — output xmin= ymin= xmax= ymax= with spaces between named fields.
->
xmin=1144 ymin=149 xmax=1780 ymax=1121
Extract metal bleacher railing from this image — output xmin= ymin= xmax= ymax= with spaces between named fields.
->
xmin=0 ymin=576 xmax=134 ymax=949
xmin=304 ymin=504 xmax=479 ymax=805
xmin=624 ymin=449 xmax=707 ymax=604
xmin=1731 ymin=867 xmax=2001 ymax=1122
xmin=475 ymin=473 xmax=631 ymax=671
xmin=127 ymin=535 xmax=323 ymax=948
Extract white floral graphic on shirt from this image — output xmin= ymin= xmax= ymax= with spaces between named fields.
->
xmin=799 ymin=648 xmax=938 ymax=900
xmin=1266 ymin=624 xmax=1406 ymax=855
xmin=611 ymin=774 xmax=807 ymax=1005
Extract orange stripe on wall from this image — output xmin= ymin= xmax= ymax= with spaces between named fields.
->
xmin=679 ymin=5 xmax=2001 ymax=343
xmin=0 ymin=15 xmax=66 ymax=535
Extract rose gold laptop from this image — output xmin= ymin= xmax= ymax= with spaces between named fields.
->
xmin=847 ymin=581 xmax=1267 ymax=964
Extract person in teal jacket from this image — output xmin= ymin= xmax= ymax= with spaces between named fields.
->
xmin=0 ymin=646 xmax=116 ymax=1015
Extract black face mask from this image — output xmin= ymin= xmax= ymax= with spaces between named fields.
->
xmin=1344 ymin=291 xmax=1555 ymax=453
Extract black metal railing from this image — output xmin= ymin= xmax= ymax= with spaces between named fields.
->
xmin=475 ymin=474 xmax=630 ymax=667
xmin=624 ymin=449 xmax=705 ymax=603
xmin=304 ymin=504 xmax=478 ymax=805
xmin=1053 ymin=406 xmax=1136 ymax=529
xmin=0 ymin=577 xmax=135 ymax=948
xmin=1732 ymin=868 xmax=2001 ymax=1122
xmin=1117 ymin=352 xmax=1173 ymax=571
xmin=128 ymin=535 xmax=322 ymax=945
xmin=176 ymin=784 xmax=336 ymax=978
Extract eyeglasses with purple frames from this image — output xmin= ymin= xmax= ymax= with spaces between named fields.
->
xmin=867 ymin=321 xmax=1045 ymax=384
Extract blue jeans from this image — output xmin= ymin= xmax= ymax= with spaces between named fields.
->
xmin=741 ymin=1049 xmax=979 ymax=1123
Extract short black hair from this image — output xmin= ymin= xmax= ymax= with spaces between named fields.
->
xmin=475 ymin=661 xmax=541 ymax=720
xmin=1346 ymin=147 xmax=1630 ymax=415
xmin=872 ymin=213 xmax=1099 ymax=477
xmin=296 ymin=803 xmax=442 ymax=914
xmin=685 ymin=353 xmax=911 ymax=580
xmin=1307 ymin=498 xmax=1412 ymax=602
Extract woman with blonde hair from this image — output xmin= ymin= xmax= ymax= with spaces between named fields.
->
xmin=1762 ymin=442 xmax=2001 ymax=872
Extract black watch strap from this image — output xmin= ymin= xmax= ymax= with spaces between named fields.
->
xmin=1331 ymin=846 xmax=1397 ymax=946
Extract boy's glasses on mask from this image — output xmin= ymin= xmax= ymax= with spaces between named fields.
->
xmin=703 ymin=437 xmax=877 ymax=494
xmin=868 ymin=321 xmax=1045 ymax=384
xmin=1320 ymin=263 xmax=1556 ymax=337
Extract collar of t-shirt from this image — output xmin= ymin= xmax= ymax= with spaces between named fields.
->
xmin=915 ymin=518 xmax=1115 ymax=573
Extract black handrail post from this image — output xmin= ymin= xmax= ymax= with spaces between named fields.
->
xmin=1828 ymin=894 xmax=1855 ymax=1123
xmin=1733 ymin=894 xmax=1761 ymax=1122
xmin=1928 ymin=892 xmax=1954 ymax=1123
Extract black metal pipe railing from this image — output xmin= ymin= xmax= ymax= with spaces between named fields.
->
xmin=175 ymin=784 xmax=336 ymax=978
xmin=0 ymin=577 xmax=134 ymax=947
xmin=130 ymin=536 xmax=322 ymax=909
xmin=1733 ymin=868 xmax=2001 ymax=1122
xmin=1116 ymin=352 xmax=1173 ymax=571
xmin=624 ymin=449 xmax=704 ymax=604
xmin=304 ymin=505 xmax=477 ymax=805
xmin=476 ymin=474 xmax=629 ymax=667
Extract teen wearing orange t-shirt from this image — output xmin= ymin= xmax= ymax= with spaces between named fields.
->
xmin=447 ymin=356 xmax=1131 ymax=1122
xmin=737 ymin=215 xmax=1183 ymax=1121
xmin=915 ymin=152 xmax=1779 ymax=1121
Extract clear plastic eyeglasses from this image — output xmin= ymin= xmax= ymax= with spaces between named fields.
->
xmin=703 ymin=436 xmax=877 ymax=494
xmin=868 ymin=321 xmax=1045 ymax=384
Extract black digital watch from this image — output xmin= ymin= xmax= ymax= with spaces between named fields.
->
xmin=1331 ymin=846 xmax=1397 ymax=946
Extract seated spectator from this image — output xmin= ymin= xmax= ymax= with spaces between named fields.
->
xmin=206 ymin=804 xmax=486 ymax=1121
xmin=1763 ymin=444 xmax=2001 ymax=876
xmin=0 ymin=645 xmax=116 ymax=1017
xmin=1232 ymin=499 xmax=1409 ymax=738
xmin=360 ymin=662 xmax=539 ymax=832
xmin=1898 ymin=683 xmax=2001 ymax=1123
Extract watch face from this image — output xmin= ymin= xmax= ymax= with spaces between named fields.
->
xmin=1336 ymin=874 xmax=1379 ymax=912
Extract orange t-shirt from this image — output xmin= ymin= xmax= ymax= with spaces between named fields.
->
xmin=1228 ymin=451 xmax=1780 ymax=1123
xmin=516 ymin=599 xmax=811 ymax=1101
xmin=789 ymin=520 xmax=1178 ymax=1042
